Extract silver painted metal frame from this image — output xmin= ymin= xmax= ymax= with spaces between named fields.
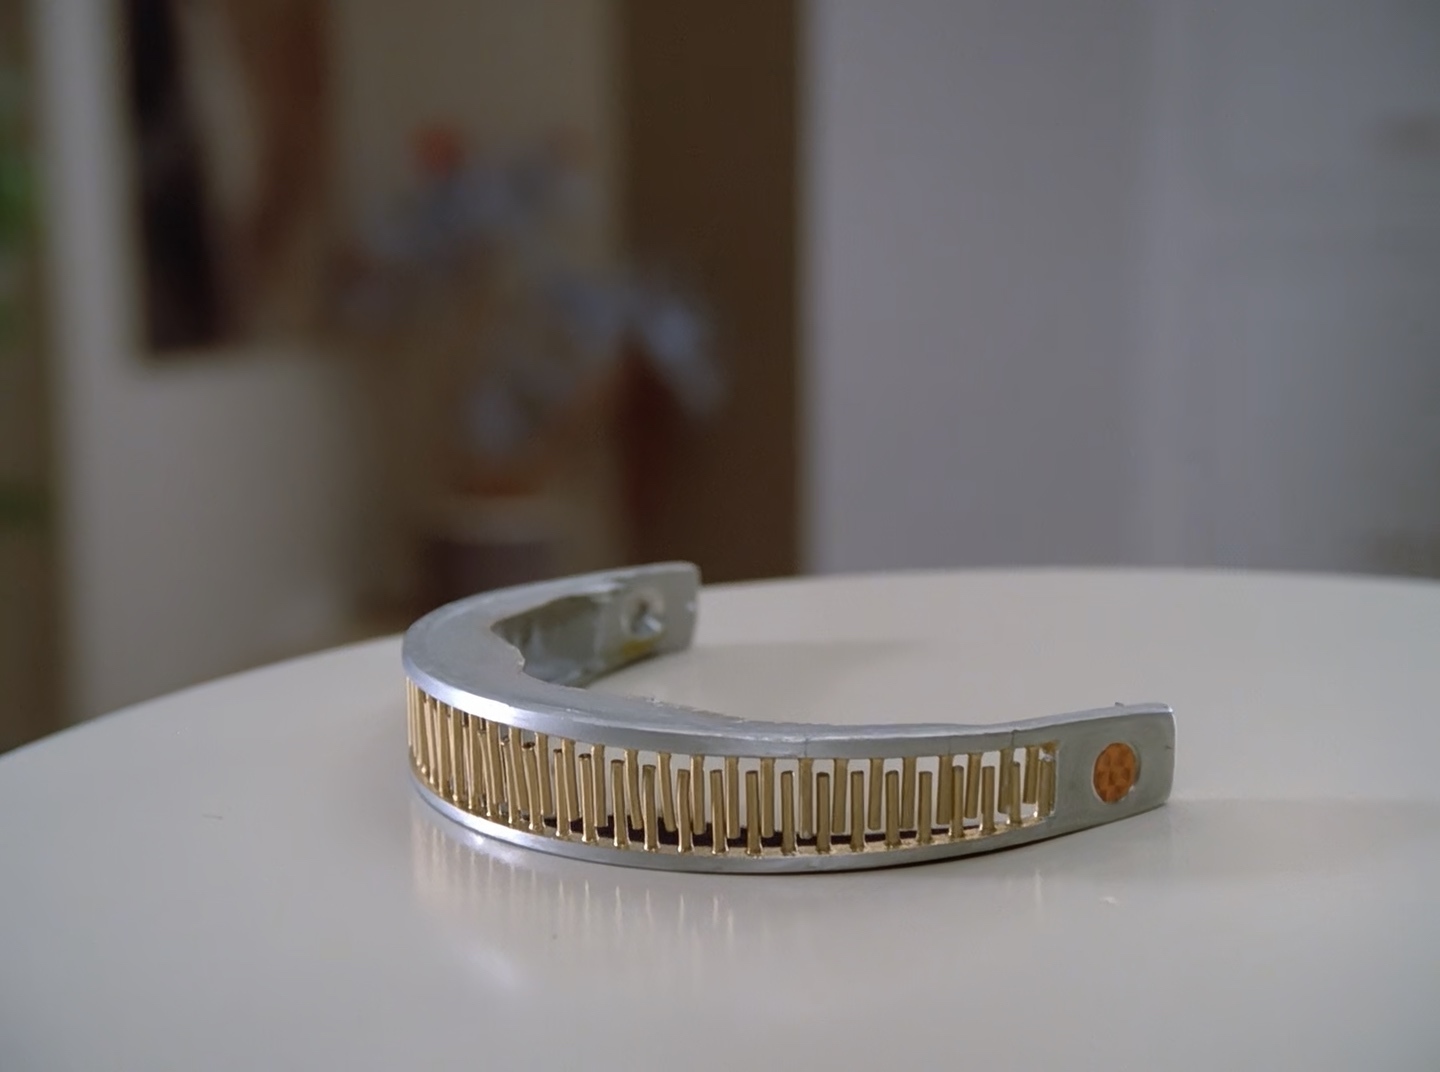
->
xmin=404 ymin=562 xmax=1175 ymax=872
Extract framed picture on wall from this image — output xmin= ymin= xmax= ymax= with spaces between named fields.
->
xmin=122 ymin=0 xmax=334 ymax=353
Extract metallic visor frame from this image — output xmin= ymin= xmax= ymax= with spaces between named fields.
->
xmin=403 ymin=563 xmax=1175 ymax=872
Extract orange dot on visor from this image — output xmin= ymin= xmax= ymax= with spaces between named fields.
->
xmin=1093 ymin=742 xmax=1137 ymax=803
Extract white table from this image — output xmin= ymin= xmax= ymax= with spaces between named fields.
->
xmin=2 ymin=570 xmax=1438 ymax=1069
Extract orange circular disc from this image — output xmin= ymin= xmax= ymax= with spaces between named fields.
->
xmin=1092 ymin=742 xmax=1138 ymax=803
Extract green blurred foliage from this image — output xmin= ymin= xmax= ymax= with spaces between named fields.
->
xmin=0 ymin=481 xmax=47 ymax=532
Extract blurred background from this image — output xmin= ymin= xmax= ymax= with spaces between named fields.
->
xmin=2 ymin=0 xmax=1438 ymax=750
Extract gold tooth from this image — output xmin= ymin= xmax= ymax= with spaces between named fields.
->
xmin=483 ymin=724 xmax=495 ymax=815
xmin=553 ymin=750 xmax=571 ymax=840
xmin=578 ymin=754 xmax=598 ymax=843
xmin=832 ymin=758 xmax=849 ymax=834
xmin=591 ymin=746 xmax=607 ymax=825
xmin=452 ymin=708 xmax=465 ymax=803
xmin=503 ymin=737 xmax=526 ymax=826
xmin=917 ymin=770 xmax=933 ymax=845
xmin=745 ymin=771 xmax=762 ymax=856
xmin=466 ymin=715 xmax=480 ymax=812
xmin=464 ymin=715 xmax=480 ymax=813
xmin=760 ymin=758 xmax=776 ymax=838
xmin=867 ymin=758 xmax=884 ymax=829
xmin=779 ymin=770 xmax=796 ymax=855
xmin=523 ymin=744 xmax=545 ymax=833
xmin=642 ymin=765 xmax=659 ymax=851
xmin=981 ymin=765 xmax=997 ymax=835
xmin=412 ymin=684 xmax=423 ymax=773
xmin=435 ymin=701 xmax=448 ymax=795
xmin=514 ymin=734 xmax=532 ymax=819
xmin=815 ymin=772 xmax=832 ymax=853
xmin=1023 ymin=744 xmax=1040 ymax=804
xmin=452 ymin=710 xmax=466 ymax=804
xmin=610 ymin=761 xmax=629 ymax=848
xmin=798 ymin=758 xmax=814 ymax=837
xmin=1038 ymin=747 xmax=1056 ymax=817
xmin=423 ymin=694 xmax=434 ymax=778
xmin=849 ymin=770 xmax=866 ymax=852
xmin=412 ymin=691 xmax=420 ymax=769
xmin=406 ymin=683 xmax=417 ymax=770
xmin=424 ymin=696 xmax=439 ymax=790
xmin=456 ymin=708 xmax=469 ymax=804
xmin=949 ymin=764 xmax=966 ymax=841
xmin=999 ymin=747 xmax=1014 ymax=807
xmin=658 ymin=752 xmax=676 ymax=833
xmin=965 ymin=753 xmax=982 ymax=818
xmin=439 ymin=703 xmax=451 ymax=793
xmin=436 ymin=705 xmax=446 ymax=787
xmin=484 ymin=721 xmax=504 ymax=820
xmin=446 ymin=704 xmax=460 ymax=803
xmin=453 ymin=708 xmax=465 ymax=803
xmin=495 ymin=734 xmax=509 ymax=818
xmin=676 ymin=769 xmax=694 ymax=853
xmin=469 ymin=720 xmax=486 ymax=818
xmin=1008 ymin=759 xmax=1022 ymax=827
xmin=423 ymin=694 xmax=435 ymax=780
xmin=561 ymin=739 xmax=580 ymax=825
xmin=936 ymin=753 xmax=953 ymax=824
xmin=625 ymin=749 xmax=641 ymax=828
xmin=709 ymin=768 xmax=727 ymax=855
xmin=725 ymin=757 xmax=741 ymax=840
xmin=535 ymin=733 xmax=553 ymax=819
xmin=449 ymin=706 xmax=463 ymax=802
xmin=429 ymin=701 xmax=440 ymax=782
xmin=690 ymin=756 xmax=706 ymax=836
xmin=900 ymin=757 xmax=916 ymax=830
xmin=884 ymin=770 xmax=901 ymax=848
xmin=419 ymin=695 xmax=430 ymax=782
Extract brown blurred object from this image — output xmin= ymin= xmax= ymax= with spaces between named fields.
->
xmin=341 ymin=127 xmax=634 ymax=612
xmin=419 ymin=349 xmax=676 ymax=610
xmin=0 ymin=0 xmax=62 ymax=753
xmin=619 ymin=0 xmax=800 ymax=582
xmin=412 ymin=125 xmax=466 ymax=180
xmin=421 ymin=341 xmax=630 ymax=610
xmin=613 ymin=338 xmax=683 ymax=548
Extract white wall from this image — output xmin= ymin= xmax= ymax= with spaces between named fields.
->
xmin=1134 ymin=0 xmax=1440 ymax=574
xmin=804 ymin=0 xmax=1440 ymax=579
xmin=33 ymin=0 xmax=368 ymax=720
xmin=803 ymin=0 xmax=1153 ymax=572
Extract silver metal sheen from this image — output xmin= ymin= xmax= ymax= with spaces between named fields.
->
xmin=403 ymin=562 xmax=1175 ymax=872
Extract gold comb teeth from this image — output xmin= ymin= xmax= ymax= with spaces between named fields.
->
xmin=404 ymin=563 xmax=1175 ymax=872
xmin=407 ymin=696 xmax=1081 ymax=862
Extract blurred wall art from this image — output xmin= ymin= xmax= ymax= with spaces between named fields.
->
xmin=123 ymin=0 xmax=333 ymax=352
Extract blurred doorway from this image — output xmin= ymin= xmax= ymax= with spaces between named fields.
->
xmin=619 ymin=0 xmax=800 ymax=582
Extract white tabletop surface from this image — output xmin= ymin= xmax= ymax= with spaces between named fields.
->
xmin=2 ymin=569 xmax=1438 ymax=1070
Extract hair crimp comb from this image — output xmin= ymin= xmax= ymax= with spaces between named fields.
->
xmin=404 ymin=563 xmax=1175 ymax=872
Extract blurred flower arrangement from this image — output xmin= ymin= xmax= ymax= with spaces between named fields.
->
xmin=339 ymin=126 xmax=719 ymax=606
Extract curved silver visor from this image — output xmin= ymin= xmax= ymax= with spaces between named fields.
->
xmin=403 ymin=562 xmax=1175 ymax=872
